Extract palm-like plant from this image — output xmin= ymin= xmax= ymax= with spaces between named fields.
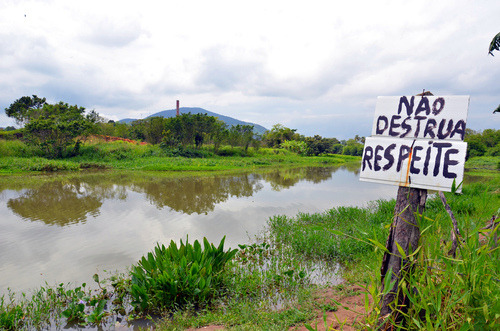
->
xmin=489 ymin=33 xmax=500 ymax=114
xmin=489 ymin=32 xmax=500 ymax=56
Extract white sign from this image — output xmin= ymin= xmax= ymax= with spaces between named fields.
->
xmin=360 ymin=95 xmax=470 ymax=192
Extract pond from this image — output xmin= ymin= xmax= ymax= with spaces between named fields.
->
xmin=0 ymin=165 xmax=397 ymax=295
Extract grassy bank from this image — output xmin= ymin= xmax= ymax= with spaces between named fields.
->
xmin=465 ymin=155 xmax=500 ymax=171
xmin=0 ymin=139 xmax=357 ymax=173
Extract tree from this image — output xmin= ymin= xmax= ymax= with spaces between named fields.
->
xmin=209 ymin=121 xmax=228 ymax=153
xmin=263 ymin=124 xmax=299 ymax=147
xmin=5 ymin=95 xmax=47 ymax=125
xmin=227 ymin=126 xmax=240 ymax=149
xmin=234 ymin=125 xmax=254 ymax=151
xmin=5 ymin=97 xmax=99 ymax=158
xmin=465 ymin=128 xmax=500 ymax=158
xmin=141 ymin=117 xmax=167 ymax=145
xmin=342 ymin=138 xmax=364 ymax=156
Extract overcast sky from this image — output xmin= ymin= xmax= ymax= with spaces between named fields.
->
xmin=1 ymin=0 xmax=499 ymax=138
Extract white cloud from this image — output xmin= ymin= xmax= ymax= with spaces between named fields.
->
xmin=0 ymin=0 xmax=499 ymax=137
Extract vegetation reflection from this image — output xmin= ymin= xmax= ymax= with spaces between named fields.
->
xmin=4 ymin=166 xmax=352 ymax=226
xmin=7 ymin=178 xmax=126 ymax=226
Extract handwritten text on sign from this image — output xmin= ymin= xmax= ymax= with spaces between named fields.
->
xmin=372 ymin=95 xmax=469 ymax=140
xmin=360 ymin=95 xmax=469 ymax=192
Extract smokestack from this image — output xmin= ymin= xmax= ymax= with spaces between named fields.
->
xmin=176 ymin=100 xmax=180 ymax=116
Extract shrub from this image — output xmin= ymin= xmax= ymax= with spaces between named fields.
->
xmin=216 ymin=146 xmax=248 ymax=157
xmin=281 ymin=140 xmax=307 ymax=155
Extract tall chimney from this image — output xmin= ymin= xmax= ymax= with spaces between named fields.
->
xmin=176 ymin=100 xmax=180 ymax=116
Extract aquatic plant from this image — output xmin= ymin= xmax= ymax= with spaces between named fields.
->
xmin=129 ymin=236 xmax=238 ymax=313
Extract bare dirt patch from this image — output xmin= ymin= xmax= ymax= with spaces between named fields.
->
xmin=291 ymin=284 xmax=370 ymax=331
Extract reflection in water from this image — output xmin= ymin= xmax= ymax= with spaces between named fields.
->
xmin=262 ymin=166 xmax=337 ymax=190
xmin=4 ymin=167 xmax=340 ymax=225
xmin=6 ymin=179 xmax=126 ymax=226
xmin=133 ymin=175 xmax=263 ymax=214
xmin=8 ymin=182 xmax=101 ymax=226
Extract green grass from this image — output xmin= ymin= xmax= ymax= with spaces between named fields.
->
xmin=465 ymin=155 xmax=500 ymax=170
xmin=0 ymin=140 xmax=359 ymax=174
xmin=266 ymin=200 xmax=395 ymax=263
xmin=0 ymin=156 xmax=81 ymax=173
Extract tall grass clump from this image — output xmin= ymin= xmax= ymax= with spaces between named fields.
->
xmin=0 ymin=294 xmax=24 ymax=330
xmin=266 ymin=199 xmax=395 ymax=264
xmin=363 ymin=212 xmax=500 ymax=329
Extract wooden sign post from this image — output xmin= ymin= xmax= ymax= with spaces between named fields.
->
xmin=360 ymin=93 xmax=470 ymax=322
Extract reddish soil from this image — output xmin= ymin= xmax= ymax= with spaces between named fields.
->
xmin=89 ymin=135 xmax=148 ymax=145
xmin=291 ymin=285 xmax=369 ymax=331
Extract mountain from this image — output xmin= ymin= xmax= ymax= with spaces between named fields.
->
xmin=118 ymin=107 xmax=268 ymax=135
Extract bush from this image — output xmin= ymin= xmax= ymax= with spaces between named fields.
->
xmin=0 ymin=129 xmax=23 ymax=141
xmin=216 ymin=146 xmax=249 ymax=157
xmin=77 ymin=141 xmax=165 ymax=160
xmin=161 ymin=146 xmax=214 ymax=158
xmin=129 ymin=237 xmax=237 ymax=313
xmin=281 ymin=140 xmax=307 ymax=155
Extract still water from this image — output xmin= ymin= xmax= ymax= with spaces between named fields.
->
xmin=0 ymin=165 xmax=397 ymax=295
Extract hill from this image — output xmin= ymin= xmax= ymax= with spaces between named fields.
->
xmin=119 ymin=107 xmax=268 ymax=135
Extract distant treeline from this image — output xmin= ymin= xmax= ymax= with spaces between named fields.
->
xmin=464 ymin=128 xmax=500 ymax=158
xmin=96 ymin=118 xmax=366 ymax=157
xmin=1 ymin=95 xmax=367 ymax=158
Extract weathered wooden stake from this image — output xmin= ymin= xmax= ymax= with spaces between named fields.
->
xmin=379 ymin=186 xmax=427 ymax=321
